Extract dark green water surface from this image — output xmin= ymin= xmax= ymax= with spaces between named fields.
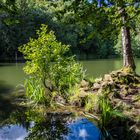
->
xmin=82 ymin=59 xmax=140 ymax=78
xmin=0 ymin=59 xmax=140 ymax=140
xmin=1 ymin=59 xmax=140 ymax=90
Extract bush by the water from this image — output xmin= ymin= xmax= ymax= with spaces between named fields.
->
xmin=19 ymin=24 xmax=84 ymax=103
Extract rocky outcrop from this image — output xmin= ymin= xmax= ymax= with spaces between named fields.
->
xmin=90 ymin=69 xmax=140 ymax=138
xmin=53 ymin=68 xmax=140 ymax=139
xmin=92 ymin=69 xmax=140 ymax=118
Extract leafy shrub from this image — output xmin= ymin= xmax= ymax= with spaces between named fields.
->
xmin=19 ymin=24 xmax=84 ymax=102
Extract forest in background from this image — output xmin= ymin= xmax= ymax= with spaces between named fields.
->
xmin=0 ymin=0 xmax=140 ymax=61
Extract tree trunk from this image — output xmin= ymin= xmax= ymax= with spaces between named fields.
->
xmin=121 ymin=8 xmax=136 ymax=71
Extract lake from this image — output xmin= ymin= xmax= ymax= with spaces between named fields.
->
xmin=82 ymin=59 xmax=140 ymax=77
xmin=0 ymin=59 xmax=140 ymax=140
xmin=1 ymin=59 xmax=140 ymax=91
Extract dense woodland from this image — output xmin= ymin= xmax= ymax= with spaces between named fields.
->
xmin=0 ymin=1 xmax=140 ymax=139
xmin=0 ymin=0 xmax=140 ymax=61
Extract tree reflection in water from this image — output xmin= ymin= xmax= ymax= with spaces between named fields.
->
xmin=0 ymin=97 xmax=101 ymax=140
xmin=25 ymin=112 xmax=70 ymax=140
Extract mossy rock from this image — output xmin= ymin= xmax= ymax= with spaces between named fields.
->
xmin=79 ymin=69 xmax=140 ymax=139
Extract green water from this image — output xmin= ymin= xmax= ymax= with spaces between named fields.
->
xmin=0 ymin=63 xmax=25 ymax=94
xmin=1 ymin=59 xmax=140 ymax=93
xmin=82 ymin=59 xmax=140 ymax=78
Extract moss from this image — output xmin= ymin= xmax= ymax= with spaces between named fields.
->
xmin=81 ymin=69 xmax=140 ymax=138
xmin=121 ymin=66 xmax=135 ymax=74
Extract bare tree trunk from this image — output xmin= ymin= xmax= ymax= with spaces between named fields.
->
xmin=121 ymin=8 xmax=136 ymax=71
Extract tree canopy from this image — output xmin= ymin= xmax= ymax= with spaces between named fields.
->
xmin=0 ymin=0 xmax=140 ymax=62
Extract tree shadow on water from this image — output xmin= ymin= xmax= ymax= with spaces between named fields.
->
xmin=0 ymin=94 xmax=22 ymax=123
xmin=0 ymin=80 xmax=17 ymax=124
xmin=0 ymin=81 xmax=100 ymax=140
xmin=101 ymin=117 xmax=140 ymax=140
xmin=0 ymin=80 xmax=14 ymax=94
xmin=0 ymin=87 xmax=70 ymax=140
xmin=0 ymin=63 xmax=15 ymax=67
xmin=0 ymin=79 xmax=70 ymax=140
xmin=0 ymin=98 xmax=70 ymax=140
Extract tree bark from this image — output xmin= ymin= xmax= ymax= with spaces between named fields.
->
xmin=121 ymin=7 xmax=136 ymax=70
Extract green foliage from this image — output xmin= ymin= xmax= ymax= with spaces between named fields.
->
xmin=99 ymin=96 xmax=124 ymax=128
xmin=99 ymin=97 xmax=113 ymax=128
xmin=85 ymin=93 xmax=98 ymax=112
xmin=114 ymin=31 xmax=140 ymax=57
xmin=68 ymin=86 xmax=81 ymax=101
xmin=24 ymin=77 xmax=47 ymax=104
xmin=132 ymin=33 xmax=140 ymax=57
xmin=1 ymin=0 xmax=140 ymax=61
xmin=98 ymin=96 xmax=125 ymax=139
xmin=19 ymin=24 xmax=84 ymax=102
xmin=0 ymin=0 xmax=117 ymax=60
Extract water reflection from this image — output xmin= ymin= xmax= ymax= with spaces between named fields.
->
xmin=0 ymin=125 xmax=27 ymax=140
xmin=67 ymin=118 xmax=100 ymax=140
xmin=0 ymin=105 xmax=101 ymax=140
xmin=25 ymin=112 xmax=69 ymax=140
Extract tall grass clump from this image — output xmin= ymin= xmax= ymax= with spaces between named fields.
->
xmin=24 ymin=77 xmax=47 ymax=104
xmin=98 ymin=96 xmax=124 ymax=139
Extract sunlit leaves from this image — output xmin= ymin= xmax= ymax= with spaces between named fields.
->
xmin=19 ymin=24 xmax=84 ymax=102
